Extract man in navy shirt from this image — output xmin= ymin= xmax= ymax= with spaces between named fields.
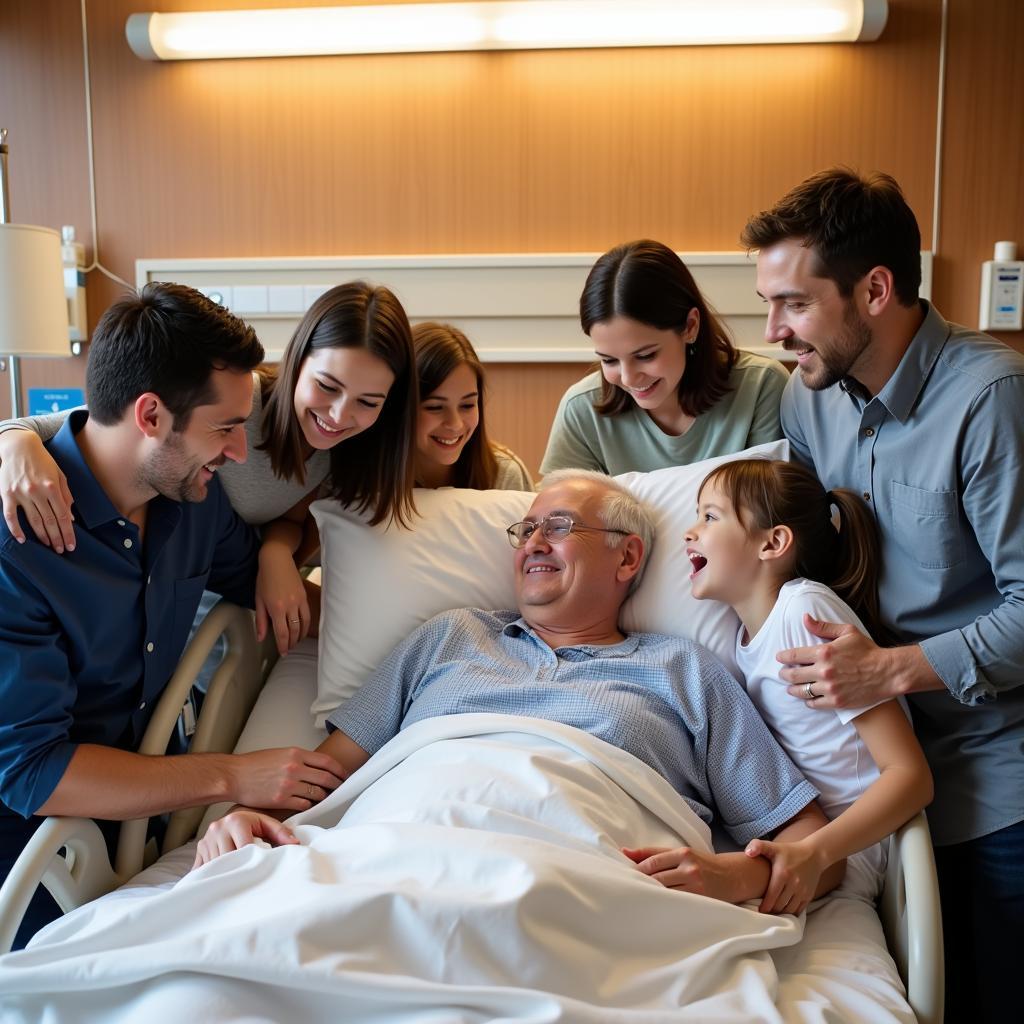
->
xmin=0 ymin=284 xmax=344 ymax=948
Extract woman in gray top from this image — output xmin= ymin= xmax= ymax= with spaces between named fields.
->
xmin=412 ymin=323 xmax=533 ymax=492
xmin=540 ymin=240 xmax=788 ymax=477
xmin=0 ymin=281 xmax=418 ymax=655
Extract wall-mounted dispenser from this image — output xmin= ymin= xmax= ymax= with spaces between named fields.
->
xmin=61 ymin=225 xmax=88 ymax=354
xmin=979 ymin=241 xmax=1023 ymax=332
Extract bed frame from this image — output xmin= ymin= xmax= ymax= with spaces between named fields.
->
xmin=0 ymin=601 xmax=944 ymax=1024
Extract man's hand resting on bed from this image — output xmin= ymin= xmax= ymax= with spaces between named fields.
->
xmin=229 ymin=746 xmax=345 ymax=810
xmin=622 ymin=846 xmax=768 ymax=905
xmin=192 ymin=810 xmax=299 ymax=869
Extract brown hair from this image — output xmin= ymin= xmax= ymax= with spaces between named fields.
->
xmin=413 ymin=322 xmax=500 ymax=489
xmin=258 ymin=281 xmax=417 ymax=527
xmin=740 ymin=167 xmax=922 ymax=307
xmin=87 ymin=282 xmax=263 ymax=428
xmin=699 ymin=458 xmax=891 ymax=643
xmin=579 ymin=240 xmax=737 ymax=418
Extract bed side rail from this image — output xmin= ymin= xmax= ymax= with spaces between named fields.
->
xmin=879 ymin=810 xmax=944 ymax=1024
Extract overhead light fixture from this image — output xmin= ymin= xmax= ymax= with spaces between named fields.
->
xmin=126 ymin=0 xmax=888 ymax=60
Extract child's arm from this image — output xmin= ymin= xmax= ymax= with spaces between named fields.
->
xmin=745 ymin=700 xmax=933 ymax=913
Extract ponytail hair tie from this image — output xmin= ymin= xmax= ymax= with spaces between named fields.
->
xmin=824 ymin=490 xmax=840 ymax=529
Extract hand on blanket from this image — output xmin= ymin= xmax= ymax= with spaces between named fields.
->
xmin=193 ymin=810 xmax=298 ymax=869
xmin=744 ymin=837 xmax=825 ymax=915
xmin=622 ymin=846 xmax=737 ymax=903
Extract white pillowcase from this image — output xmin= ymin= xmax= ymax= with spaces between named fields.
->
xmin=312 ymin=487 xmax=534 ymax=725
xmin=312 ymin=439 xmax=789 ymax=725
xmin=616 ymin=439 xmax=789 ymax=676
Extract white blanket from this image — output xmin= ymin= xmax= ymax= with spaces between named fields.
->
xmin=1 ymin=714 xmax=821 ymax=1022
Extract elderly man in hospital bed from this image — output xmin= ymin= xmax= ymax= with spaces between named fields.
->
xmin=1 ymin=470 xmax=924 ymax=1023
xmin=200 ymin=469 xmax=842 ymax=909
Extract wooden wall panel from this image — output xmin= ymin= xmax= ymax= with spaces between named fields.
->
xmin=935 ymin=0 xmax=1024 ymax=353
xmin=0 ymin=0 xmax=92 ymax=419
xmin=5 ymin=0 xmax=1022 ymax=454
xmin=485 ymin=362 xmax=593 ymax=478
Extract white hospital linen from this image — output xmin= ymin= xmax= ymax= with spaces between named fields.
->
xmin=2 ymin=714 xmax=814 ymax=1023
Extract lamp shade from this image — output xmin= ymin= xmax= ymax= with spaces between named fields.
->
xmin=0 ymin=224 xmax=69 ymax=357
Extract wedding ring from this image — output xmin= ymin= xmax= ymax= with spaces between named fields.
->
xmin=306 ymin=783 xmax=314 ymax=799
xmin=289 ymin=618 xmax=301 ymax=624
xmin=804 ymin=683 xmax=815 ymax=700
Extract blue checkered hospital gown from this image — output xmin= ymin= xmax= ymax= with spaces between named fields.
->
xmin=328 ymin=609 xmax=817 ymax=846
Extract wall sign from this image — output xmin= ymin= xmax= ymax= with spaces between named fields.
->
xmin=27 ymin=388 xmax=85 ymax=416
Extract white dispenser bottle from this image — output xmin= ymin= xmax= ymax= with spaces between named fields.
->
xmin=979 ymin=241 xmax=1023 ymax=331
xmin=61 ymin=225 xmax=87 ymax=344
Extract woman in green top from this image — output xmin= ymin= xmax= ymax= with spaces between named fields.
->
xmin=540 ymin=240 xmax=789 ymax=476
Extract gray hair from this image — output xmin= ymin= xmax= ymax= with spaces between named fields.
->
xmin=538 ymin=469 xmax=655 ymax=595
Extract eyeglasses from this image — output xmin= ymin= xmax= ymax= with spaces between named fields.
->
xmin=505 ymin=513 xmax=630 ymax=549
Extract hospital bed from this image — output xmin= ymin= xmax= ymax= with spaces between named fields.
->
xmin=0 ymin=453 xmax=945 ymax=1023
xmin=0 ymin=607 xmax=945 ymax=1024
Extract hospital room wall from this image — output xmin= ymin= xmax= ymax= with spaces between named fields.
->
xmin=0 ymin=0 xmax=1021 ymax=475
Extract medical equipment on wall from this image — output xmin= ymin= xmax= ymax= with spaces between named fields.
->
xmin=979 ymin=240 xmax=1023 ymax=331
xmin=62 ymin=225 xmax=88 ymax=353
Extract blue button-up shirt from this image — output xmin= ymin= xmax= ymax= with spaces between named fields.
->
xmin=781 ymin=301 xmax=1024 ymax=845
xmin=329 ymin=608 xmax=818 ymax=847
xmin=0 ymin=411 xmax=260 ymax=820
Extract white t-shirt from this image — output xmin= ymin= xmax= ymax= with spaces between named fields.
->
xmin=734 ymin=578 xmax=888 ymax=885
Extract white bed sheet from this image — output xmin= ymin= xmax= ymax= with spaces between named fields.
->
xmin=22 ymin=648 xmax=914 ymax=1023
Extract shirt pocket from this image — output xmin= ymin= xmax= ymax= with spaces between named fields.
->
xmin=889 ymin=480 xmax=963 ymax=570
xmin=171 ymin=573 xmax=210 ymax=657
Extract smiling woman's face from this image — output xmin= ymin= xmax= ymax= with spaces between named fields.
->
xmin=590 ymin=314 xmax=695 ymax=420
xmin=292 ymin=347 xmax=395 ymax=450
xmin=415 ymin=362 xmax=480 ymax=476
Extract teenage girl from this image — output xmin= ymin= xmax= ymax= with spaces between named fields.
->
xmin=412 ymin=322 xmax=532 ymax=491
xmin=0 ymin=281 xmax=418 ymax=655
xmin=646 ymin=458 xmax=932 ymax=912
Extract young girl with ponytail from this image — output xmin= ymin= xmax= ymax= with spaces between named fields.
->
xmin=636 ymin=458 xmax=932 ymax=913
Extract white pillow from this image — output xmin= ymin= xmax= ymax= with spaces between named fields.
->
xmin=312 ymin=487 xmax=535 ymax=725
xmin=312 ymin=439 xmax=789 ymax=725
xmin=617 ymin=439 xmax=790 ymax=677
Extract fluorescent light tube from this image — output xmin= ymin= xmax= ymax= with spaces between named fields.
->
xmin=127 ymin=1 xmax=888 ymax=60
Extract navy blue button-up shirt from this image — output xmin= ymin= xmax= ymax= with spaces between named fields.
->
xmin=0 ymin=411 xmax=260 ymax=820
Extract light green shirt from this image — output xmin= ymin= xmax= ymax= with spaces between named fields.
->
xmin=540 ymin=350 xmax=789 ymax=476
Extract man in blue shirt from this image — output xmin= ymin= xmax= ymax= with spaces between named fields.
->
xmin=0 ymin=284 xmax=344 ymax=949
xmin=196 ymin=471 xmax=842 ymax=913
xmin=742 ymin=168 xmax=1024 ymax=1021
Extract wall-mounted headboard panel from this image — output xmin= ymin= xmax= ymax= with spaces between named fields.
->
xmin=137 ymin=252 xmax=933 ymax=363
